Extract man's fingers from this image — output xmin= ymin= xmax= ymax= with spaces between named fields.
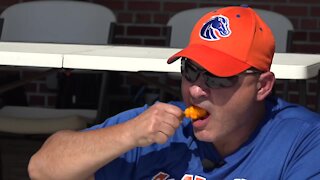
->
xmin=154 ymin=102 xmax=184 ymax=118
xmin=158 ymin=121 xmax=176 ymax=137
xmin=155 ymin=131 xmax=169 ymax=144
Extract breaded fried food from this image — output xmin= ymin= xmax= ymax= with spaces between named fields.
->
xmin=184 ymin=106 xmax=208 ymax=120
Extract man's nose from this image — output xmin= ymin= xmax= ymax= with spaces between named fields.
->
xmin=189 ymin=77 xmax=208 ymax=98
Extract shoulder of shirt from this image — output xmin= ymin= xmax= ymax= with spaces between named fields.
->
xmin=267 ymin=96 xmax=320 ymax=129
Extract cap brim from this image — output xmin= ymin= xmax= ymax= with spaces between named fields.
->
xmin=167 ymin=44 xmax=251 ymax=77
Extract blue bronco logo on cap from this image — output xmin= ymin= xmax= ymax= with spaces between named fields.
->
xmin=200 ymin=15 xmax=231 ymax=41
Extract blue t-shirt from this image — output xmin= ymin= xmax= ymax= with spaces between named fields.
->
xmin=85 ymin=96 xmax=320 ymax=180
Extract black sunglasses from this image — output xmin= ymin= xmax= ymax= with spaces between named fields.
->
xmin=181 ymin=58 xmax=262 ymax=88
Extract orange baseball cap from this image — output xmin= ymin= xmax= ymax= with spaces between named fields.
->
xmin=167 ymin=6 xmax=275 ymax=77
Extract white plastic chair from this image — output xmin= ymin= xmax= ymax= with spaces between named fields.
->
xmin=0 ymin=1 xmax=116 ymax=134
xmin=0 ymin=1 xmax=116 ymax=45
xmin=167 ymin=7 xmax=294 ymax=52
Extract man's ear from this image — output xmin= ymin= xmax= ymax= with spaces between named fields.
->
xmin=257 ymin=72 xmax=275 ymax=101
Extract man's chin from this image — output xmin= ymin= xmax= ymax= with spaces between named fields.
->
xmin=193 ymin=130 xmax=215 ymax=142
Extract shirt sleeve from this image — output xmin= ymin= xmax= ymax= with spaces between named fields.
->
xmin=84 ymin=101 xmax=187 ymax=179
xmin=84 ymin=104 xmax=149 ymax=130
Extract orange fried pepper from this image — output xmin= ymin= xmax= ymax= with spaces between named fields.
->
xmin=184 ymin=106 xmax=208 ymax=120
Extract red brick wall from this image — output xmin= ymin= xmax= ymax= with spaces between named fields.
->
xmin=0 ymin=0 xmax=319 ymax=110
xmin=1 ymin=0 xmax=319 ymax=51
xmin=87 ymin=0 xmax=320 ymax=54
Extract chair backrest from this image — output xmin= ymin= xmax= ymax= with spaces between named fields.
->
xmin=0 ymin=1 xmax=116 ymax=45
xmin=167 ymin=7 xmax=294 ymax=53
xmin=0 ymin=1 xmax=117 ymax=110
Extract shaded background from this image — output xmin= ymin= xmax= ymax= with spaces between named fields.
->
xmin=1 ymin=0 xmax=319 ymax=113
xmin=0 ymin=0 xmax=319 ymax=179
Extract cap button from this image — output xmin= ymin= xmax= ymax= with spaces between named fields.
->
xmin=240 ymin=4 xmax=249 ymax=8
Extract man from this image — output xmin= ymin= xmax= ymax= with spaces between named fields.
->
xmin=28 ymin=6 xmax=320 ymax=180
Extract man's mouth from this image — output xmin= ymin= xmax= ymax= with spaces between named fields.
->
xmin=193 ymin=113 xmax=210 ymax=122
xmin=184 ymin=106 xmax=209 ymax=121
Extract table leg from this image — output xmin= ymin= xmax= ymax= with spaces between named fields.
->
xmin=96 ymin=72 xmax=109 ymax=124
xmin=298 ymin=80 xmax=307 ymax=106
xmin=283 ymin=80 xmax=289 ymax=100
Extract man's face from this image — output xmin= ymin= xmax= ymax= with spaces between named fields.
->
xmin=181 ymin=60 xmax=262 ymax=143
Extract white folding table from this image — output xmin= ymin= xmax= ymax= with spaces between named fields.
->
xmin=1 ymin=42 xmax=318 ymax=79
xmin=61 ymin=44 xmax=320 ymax=79
xmin=0 ymin=42 xmax=319 ymax=117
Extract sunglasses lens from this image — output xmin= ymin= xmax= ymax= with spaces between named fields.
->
xmin=181 ymin=59 xmax=238 ymax=88
xmin=205 ymin=73 xmax=238 ymax=88
xmin=182 ymin=60 xmax=199 ymax=83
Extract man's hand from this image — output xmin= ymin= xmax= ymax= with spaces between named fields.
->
xmin=126 ymin=102 xmax=184 ymax=147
